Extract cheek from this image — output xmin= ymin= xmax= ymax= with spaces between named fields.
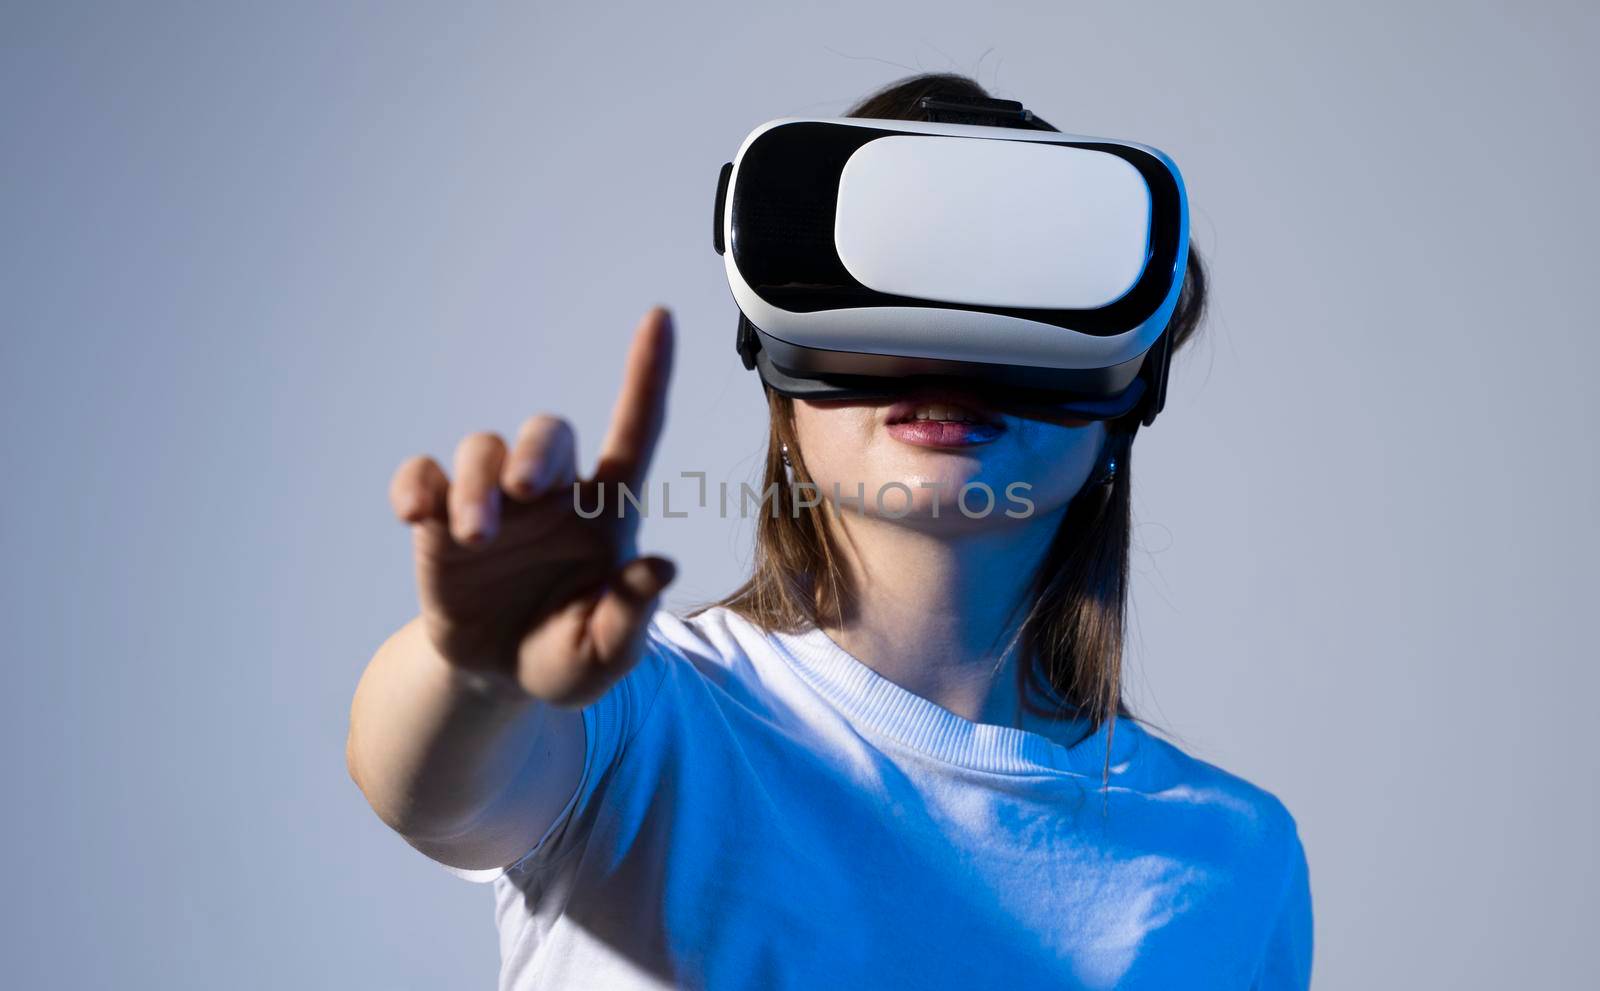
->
xmin=999 ymin=419 xmax=1105 ymax=509
xmin=791 ymin=404 xmax=879 ymax=486
xmin=792 ymin=403 xmax=1105 ymax=514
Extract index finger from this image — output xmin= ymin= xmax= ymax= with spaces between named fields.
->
xmin=592 ymin=306 xmax=674 ymax=489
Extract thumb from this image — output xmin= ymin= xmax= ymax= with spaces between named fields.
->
xmin=588 ymin=555 xmax=677 ymax=666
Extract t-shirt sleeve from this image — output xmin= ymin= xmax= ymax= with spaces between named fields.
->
xmin=441 ymin=619 xmax=674 ymax=884
xmin=1251 ymin=821 xmax=1314 ymax=989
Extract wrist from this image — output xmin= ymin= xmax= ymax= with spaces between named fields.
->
xmin=409 ymin=619 xmax=535 ymax=711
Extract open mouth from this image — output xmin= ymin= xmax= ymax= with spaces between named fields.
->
xmin=884 ymin=390 xmax=1002 ymax=425
xmin=883 ymin=391 xmax=1006 ymax=447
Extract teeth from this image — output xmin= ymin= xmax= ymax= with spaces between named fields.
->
xmin=911 ymin=404 xmax=974 ymax=423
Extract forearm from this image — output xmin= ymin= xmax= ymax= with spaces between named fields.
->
xmin=346 ymin=615 xmax=569 ymax=846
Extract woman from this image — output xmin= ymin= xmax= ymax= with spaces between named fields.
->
xmin=347 ymin=74 xmax=1313 ymax=990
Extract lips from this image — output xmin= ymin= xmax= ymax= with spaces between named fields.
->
xmin=883 ymin=390 xmax=1004 ymax=427
xmin=883 ymin=390 xmax=1005 ymax=448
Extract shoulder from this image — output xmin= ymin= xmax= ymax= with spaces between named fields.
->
xmin=635 ymin=603 xmax=797 ymax=712
xmin=1128 ymin=734 xmax=1316 ymax=982
xmin=1126 ymin=726 xmax=1308 ymax=878
xmin=644 ymin=603 xmax=782 ymax=678
xmin=1126 ymin=727 xmax=1313 ymax=972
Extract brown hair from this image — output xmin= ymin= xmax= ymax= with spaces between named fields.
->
xmin=706 ymin=72 xmax=1209 ymax=779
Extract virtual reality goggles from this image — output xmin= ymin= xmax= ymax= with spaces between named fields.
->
xmin=711 ymin=95 xmax=1190 ymax=428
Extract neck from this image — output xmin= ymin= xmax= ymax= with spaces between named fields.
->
xmin=820 ymin=508 xmax=1067 ymax=730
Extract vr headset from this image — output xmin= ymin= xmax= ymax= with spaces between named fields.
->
xmin=711 ymin=94 xmax=1191 ymax=431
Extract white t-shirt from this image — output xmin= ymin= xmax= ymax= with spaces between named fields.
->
xmin=442 ymin=606 xmax=1313 ymax=989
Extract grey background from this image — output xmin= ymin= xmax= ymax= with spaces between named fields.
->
xmin=3 ymin=1 xmax=1594 ymax=987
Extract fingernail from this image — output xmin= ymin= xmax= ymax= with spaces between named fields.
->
xmin=653 ymin=558 xmax=678 ymax=588
xmin=518 ymin=466 xmax=545 ymax=500
xmin=455 ymin=503 xmax=485 ymax=543
xmin=656 ymin=310 xmax=674 ymax=363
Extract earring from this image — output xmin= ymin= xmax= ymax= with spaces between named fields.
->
xmin=780 ymin=443 xmax=792 ymax=468
xmin=1097 ymin=455 xmax=1118 ymax=487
